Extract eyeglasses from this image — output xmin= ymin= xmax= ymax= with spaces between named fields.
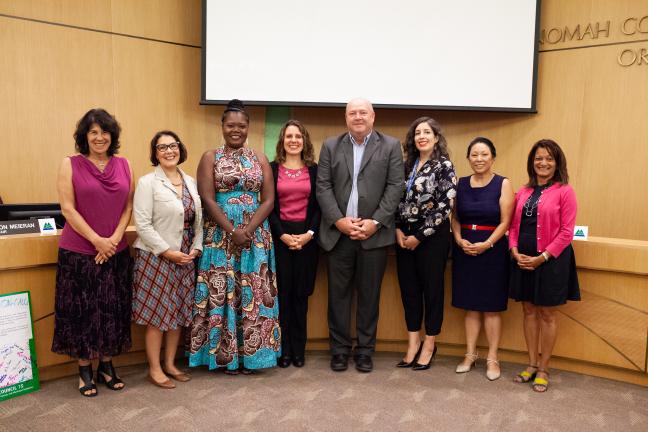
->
xmin=156 ymin=142 xmax=180 ymax=152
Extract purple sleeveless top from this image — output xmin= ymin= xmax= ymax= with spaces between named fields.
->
xmin=59 ymin=155 xmax=131 ymax=255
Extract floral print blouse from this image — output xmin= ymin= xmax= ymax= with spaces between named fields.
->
xmin=396 ymin=156 xmax=457 ymax=241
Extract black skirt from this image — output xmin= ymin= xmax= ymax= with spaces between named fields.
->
xmin=52 ymin=248 xmax=133 ymax=359
xmin=509 ymin=232 xmax=580 ymax=306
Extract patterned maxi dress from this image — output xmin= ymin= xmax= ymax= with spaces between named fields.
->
xmin=189 ymin=146 xmax=280 ymax=370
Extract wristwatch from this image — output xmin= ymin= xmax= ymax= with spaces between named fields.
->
xmin=372 ymin=219 xmax=380 ymax=227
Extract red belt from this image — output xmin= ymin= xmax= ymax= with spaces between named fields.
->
xmin=461 ymin=224 xmax=496 ymax=231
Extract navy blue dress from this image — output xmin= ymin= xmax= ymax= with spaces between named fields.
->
xmin=452 ymin=175 xmax=509 ymax=312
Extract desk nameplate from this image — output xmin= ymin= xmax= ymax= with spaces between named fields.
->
xmin=0 ymin=218 xmax=57 ymax=236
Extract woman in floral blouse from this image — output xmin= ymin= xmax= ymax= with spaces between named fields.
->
xmin=395 ymin=116 xmax=457 ymax=371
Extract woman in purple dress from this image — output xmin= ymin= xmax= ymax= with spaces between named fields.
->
xmin=53 ymin=108 xmax=134 ymax=397
xmin=451 ymin=137 xmax=514 ymax=381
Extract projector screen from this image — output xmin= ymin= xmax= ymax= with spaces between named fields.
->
xmin=202 ymin=0 xmax=540 ymax=112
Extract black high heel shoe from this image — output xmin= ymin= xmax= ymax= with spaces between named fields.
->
xmin=78 ymin=364 xmax=97 ymax=397
xmin=278 ymin=356 xmax=292 ymax=368
xmin=292 ymin=356 xmax=305 ymax=368
xmin=396 ymin=342 xmax=423 ymax=368
xmin=96 ymin=360 xmax=125 ymax=390
xmin=412 ymin=345 xmax=437 ymax=371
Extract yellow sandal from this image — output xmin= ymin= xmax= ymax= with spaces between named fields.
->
xmin=532 ymin=369 xmax=549 ymax=392
xmin=514 ymin=364 xmax=538 ymax=383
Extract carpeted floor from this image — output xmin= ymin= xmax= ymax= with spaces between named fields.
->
xmin=1 ymin=352 xmax=647 ymax=432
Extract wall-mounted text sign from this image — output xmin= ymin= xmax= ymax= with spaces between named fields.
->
xmin=540 ymin=14 xmax=648 ymax=66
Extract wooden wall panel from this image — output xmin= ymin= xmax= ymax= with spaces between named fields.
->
xmin=111 ymin=36 xmax=216 ymax=180
xmin=540 ymin=0 xmax=648 ymax=49
xmin=0 ymin=0 xmax=201 ymax=46
xmin=0 ymin=17 xmax=115 ymax=204
xmin=0 ymin=0 xmax=112 ymax=30
xmin=579 ymin=270 xmax=648 ymax=313
xmin=0 ymin=267 xmax=56 ymax=319
xmin=111 ymin=0 xmax=201 ymax=46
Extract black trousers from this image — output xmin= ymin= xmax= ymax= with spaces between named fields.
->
xmin=274 ymin=220 xmax=318 ymax=358
xmin=327 ymin=236 xmax=388 ymax=356
xmin=395 ymin=221 xmax=450 ymax=336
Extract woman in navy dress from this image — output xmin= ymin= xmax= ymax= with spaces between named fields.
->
xmin=451 ymin=137 xmax=514 ymax=381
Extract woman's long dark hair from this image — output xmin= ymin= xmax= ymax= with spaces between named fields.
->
xmin=403 ymin=116 xmax=449 ymax=174
xmin=526 ymin=139 xmax=569 ymax=186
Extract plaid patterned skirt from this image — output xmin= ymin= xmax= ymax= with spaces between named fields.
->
xmin=132 ymin=229 xmax=195 ymax=331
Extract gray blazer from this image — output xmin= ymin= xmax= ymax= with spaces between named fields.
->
xmin=133 ymin=166 xmax=203 ymax=256
xmin=316 ymin=130 xmax=404 ymax=251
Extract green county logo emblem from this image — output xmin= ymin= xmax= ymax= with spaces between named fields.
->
xmin=574 ymin=229 xmax=585 ymax=237
xmin=43 ymin=222 xmax=54 ymax=231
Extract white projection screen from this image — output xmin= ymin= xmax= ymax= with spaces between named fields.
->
xmin=202 ymin=0 xmax=540 ymax=112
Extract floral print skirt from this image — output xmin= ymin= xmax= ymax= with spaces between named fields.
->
xmin=52 ymin=248 xmax=132 ymax=359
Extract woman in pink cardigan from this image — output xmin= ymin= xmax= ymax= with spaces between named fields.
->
xmin=509 ymin=139 xmax=580 ymax=393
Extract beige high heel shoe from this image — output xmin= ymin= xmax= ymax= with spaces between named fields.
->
xmin=486 ymin=358 xmax=501 ymax=381
xmin=455 ymin=352 xmax=478 ymax=373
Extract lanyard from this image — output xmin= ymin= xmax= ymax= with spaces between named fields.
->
xmin=406 ymin=158 xmax=419 ymax=194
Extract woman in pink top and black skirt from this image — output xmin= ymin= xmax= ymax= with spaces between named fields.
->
xmin=53 ymin=108 xmax=134 ymax=397
xmin=509 ymin=139 xmax=580 ymax=393
xmin=269 ymin=120 xmax=320 ymax=368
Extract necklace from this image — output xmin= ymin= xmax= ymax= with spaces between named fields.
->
xmin=87 ymin=157 xmax=108 ymax=170
xmin=172 ymin=181 xmax=183 ymax=186
xmin=523 ymin=197 xmax=539 ymax=217
xmin=283 ymin=166 xmax=304 ymax=179
xmin=524 ymin=184 xmax=550 ymax=217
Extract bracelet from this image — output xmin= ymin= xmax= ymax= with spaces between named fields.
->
xmin=486 ymin=239 xmax=493 ymax=248
xmin=541 ymin=251 xmax=550 ymax=261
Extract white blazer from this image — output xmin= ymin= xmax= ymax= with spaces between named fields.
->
xmin=133 ymin=166 xmax=203 ymax=256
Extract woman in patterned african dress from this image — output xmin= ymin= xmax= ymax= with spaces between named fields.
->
xmin=189 ymin=99 xmax=280 ymax=373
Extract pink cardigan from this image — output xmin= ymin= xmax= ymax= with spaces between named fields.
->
xmin=508 ymin=183 xmax=577 ymax=257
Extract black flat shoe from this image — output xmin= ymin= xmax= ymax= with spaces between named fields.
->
xmin=396 ymin=342 xmax=423 ymax=368
xmin=330 ymin=354 xmax=349 ymax=371
xmin=412 ymin=345 xmax=437 ymax=371
xmin=96 ymin=360 xmax=125 ymax=390
xmin=78 ymin=364 xmax=97 ymax=397
xmin=278 ymin=356 xmax=292 ymax=368
xmin=292 ymin=356 xmax=305 ymax=368
xmin=354 ymin=354 xmax=373 ymax=373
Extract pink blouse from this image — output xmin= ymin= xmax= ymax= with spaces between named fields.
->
xmin=59 ymin=155 xmax=131 ymax=255
xmin=508 ymin=183 xmax=577 ymax=257
xmin=277 ymin=166 xmax=310 ymax=221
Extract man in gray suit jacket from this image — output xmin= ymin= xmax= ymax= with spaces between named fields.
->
xmin=316 ymin=98 xmax=404 ymax=372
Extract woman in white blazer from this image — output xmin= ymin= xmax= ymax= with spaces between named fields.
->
xmin=132 ymin=130 xmax=202 ymax=389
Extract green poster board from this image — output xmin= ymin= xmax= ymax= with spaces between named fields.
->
xmin=0 ymin=291 xmax=40 ymax=402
